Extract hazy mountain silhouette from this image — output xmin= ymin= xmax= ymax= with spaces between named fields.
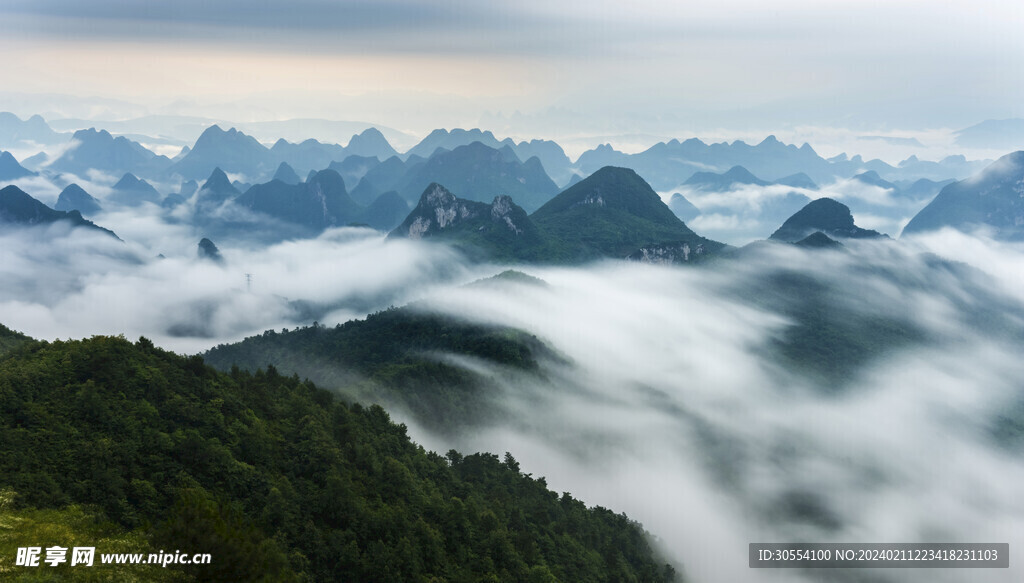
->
xmin=0 ymin=151 xmax=36 ymax=180
xmin=49 ymin=128 xmax=170 ymax=179
xmin=903 ymin=151 xmax=1024 ymax=240
xmin=54 ymin=184 xmax=102 ymax=216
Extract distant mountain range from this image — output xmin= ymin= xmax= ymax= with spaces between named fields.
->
xmin=2 ymin=111 xmax=1000 ymax=214
xmin=48 ymin=129 xmax=171 ymax=179
xmin=193 ymin=166 xmax=409 ymax=237
xmin=0 ymin=112 xmax=66 ymax=150
xmin=405 ymin=128 xmax=575 ymax=186
xmin=955 ymin=119 xmax=1024 ymax=151
xmin=9 ymin=110 xmax=1024 ymax=248
xmin=391 ymin=142 xmax=560 ymax=212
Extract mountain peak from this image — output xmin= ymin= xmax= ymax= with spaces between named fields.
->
xmin=197 ymin=237 xmax=224 ymax=263
xmin=903 ymin=151 xmax=1024 ymax=239
xmin=202 ymin=167 xmax=232 ymax=190
xmin=55 ymin=183 xmax=102 ymax=216
xmin=113 ymin=172 xmax=143 ymax=189
xmin=770 ymin=198 xmax=885 ymax=242
xmin=0 ymin=151 xmax=34 ymax=180
xmin=723 ymin=165 xmax=762 ymax=181
xmin=421 ymin=182 xmax=458 ymax=207
xmin=272 ymin=161 xmax=301 ymax=185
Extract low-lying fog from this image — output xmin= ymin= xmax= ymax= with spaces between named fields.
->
xmin=407 ymin=231 xmax=1024 ymax=583
xmin=2 ymin=216 xmax=1022 ymax=582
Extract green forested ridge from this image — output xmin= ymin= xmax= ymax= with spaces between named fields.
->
xmin=204 ymin=307 xmax=557 ymax=432
xmin=0 ymin=324 xmax=30 ymax=358
xmin=0 ymin=334 xmax=675 ymax=582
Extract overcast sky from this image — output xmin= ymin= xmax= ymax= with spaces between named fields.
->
xmin=0 ymin=0 xmax=1021 ymax=147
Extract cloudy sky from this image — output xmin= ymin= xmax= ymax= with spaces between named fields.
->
xmin=1 ymin=0 xmax=1022 ymax=148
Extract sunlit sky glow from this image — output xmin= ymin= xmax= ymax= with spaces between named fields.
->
xmin=0 ymin=0 xmax=1022 ymax=155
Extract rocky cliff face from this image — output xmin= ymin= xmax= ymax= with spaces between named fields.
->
xmin=400 ymin=183 xmax=488 ymax=239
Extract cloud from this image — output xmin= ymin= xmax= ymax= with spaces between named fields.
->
xmin=4 ymin=195 xmax=1024 ymax=583
xmin=0 ymin=222 xmax=475 ymax=354
xmin=392 ymin=238 xmax=1024 ymax=582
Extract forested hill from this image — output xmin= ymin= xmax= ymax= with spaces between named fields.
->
xmin=0 ymin=332 xmax=677 ymax=582
xmin=204 ymin=307 xmax=556 ymax=433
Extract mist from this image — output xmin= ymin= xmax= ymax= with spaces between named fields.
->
xmin=380 ymin=235 xmax=1024 ymax=583
xmin=0 ymin=221 xmax=476 ymax=354
xmin=3 ymin=201 xmax=1023 ymax=582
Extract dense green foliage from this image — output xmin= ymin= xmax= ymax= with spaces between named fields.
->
xmin=0 ymin=324 xmax=29 ymax=358
xmin=205 ymin=307 xmax=555 ymax=432
xmin=0 ymin=489 xmax=185 ymax=582
xmin=0 ymin=334 xmax=673 ymax=582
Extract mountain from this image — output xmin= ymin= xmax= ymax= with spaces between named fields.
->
xmin=507 ymin=139 xmax=574 ymax=187
xmin=0 ymin=185 xmax=117 ymax=238
xmin=402 ymin=129 xmax=574 ymax=185
xmin=851 ymin=170 xmax=898 ymax=191
xmin=396 ymin=142 xmax=560 ymax=212
xmin=271 ymin=161 xmax=301 ymax=185
xmin=193 ymin=167 xmax=240 ymax=218
xmin=345 ymin=127 xmax=398 ymax=160
xmin=358 ymin=190 xmax=409 ymax=231
xmin=168 ymin=125 xmax=275 ymax=182
xmin=794 ymin=231 xmax=844 ymax=249
xmin=668 ymin=192 xmax=701 ymax=222
xmin=0 ymin=331 xmax=676 ymax=582
xmin=955 ymin=119 xmax=1024 ymax=150
xmin=54 ymin=184 xmax=102 ymax=216
xmin=329 ymin=155 xmax=382 ymax=204
xmin=896 ymin=177 xmax=954 ymax=202
xmin=683 ymin=165 xmax=770 ymax=191
xmin=405 ymin=128 xmax=505 ymax=159
xmin=769 ymin=198 xmax=886 ymax=242
xmin=107 ymin=172 xmax=161 ymax=206
xmin=48 ymin=128 xmax=170 ymax=179
xmin=0 ymin=112 xmax=64 ymax=149
xmin=573 ymin=135 xmax=985 ymax=192
xmin=895 ymin=154 xmax=992 ymax=182
xmin=234 ymin=169 xmax=360 ymax=231
xmin=349 ymin=155 xmax=420 ymax=204
xmin=197 ymin=237 xmax=224 ymax=263
xmin=171 ymin=145 xmax=190 ymax=162
xmin=531 ymin=166 xmax=724 ymax=262
xmin=176 ymin=179 xmax=199 ymax=199
xmin=0 ymin=151 xmax=35 ymax=180
xmin=389 ymin=184 xmax=544 ymax=261
xmin=775 ymin=172 xmax=818 ymax=190
xmin=270 ymin=138 xmax=346 ymax=175
xmin=902 ymin=151 xmax=1024 ymax=240
xmin=574 ymin=143 xmax=631 ymax=174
